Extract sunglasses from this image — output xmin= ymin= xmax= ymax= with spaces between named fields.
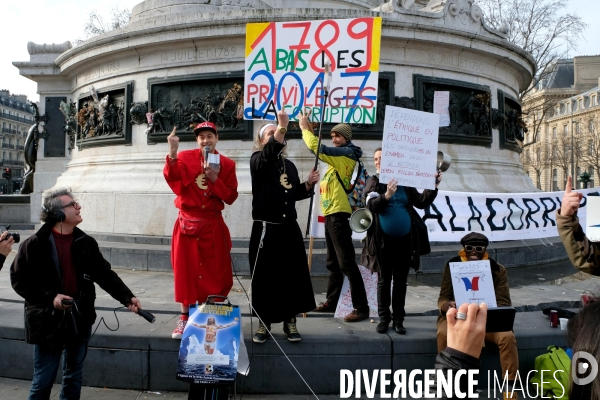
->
xmin=464 ymin=245 xmax=486 ymax=252
xmin=61 ymin=201 xmax=80 ymax=209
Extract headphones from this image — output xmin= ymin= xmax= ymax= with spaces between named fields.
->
xmin=42 ymin=206 xmax=66 ymax=222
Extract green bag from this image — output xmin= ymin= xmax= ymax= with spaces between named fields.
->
xmin=529 ymin=345 xmax=571 ymax=399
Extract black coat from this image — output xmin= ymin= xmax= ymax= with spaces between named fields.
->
xmin=10 ymin=223 xmax=134 ymax=346
xmin=360 ymin=174 xmax=437 ymax=273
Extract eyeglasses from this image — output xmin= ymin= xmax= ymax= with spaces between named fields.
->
xmin=61 ymin=201 xmax=80 ymax=209
xmin=464 ymin=245 xmax=486 ymax=253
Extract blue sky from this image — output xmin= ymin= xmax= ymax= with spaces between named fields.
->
xmin=1 ymin=0 xmax=597 ymax=102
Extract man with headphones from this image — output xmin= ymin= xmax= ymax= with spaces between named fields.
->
xmin=10 ymin=188 xmax=144 ymax=400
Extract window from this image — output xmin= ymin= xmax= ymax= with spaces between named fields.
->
xmin=579 ymin=99 xmax=584 ymax=110
xmin=553 ymin=169 xmax=558 ymax=191
xmin=567 ymin=102 xmax=571 ymax=113
xmin=564 ymin=125 xmax=568 ymax=136
xmin=589 ymin=167 xmax=595 ymax=188
xmin=553 ymin=127 xmax=557 ymax=138
xmin=594 ymin=96 xmax=598 ymax=106
xmin=577 ymin=167 xmax=582 ymax=189
xmin=576 ymin=122 xmax=581 ymax=134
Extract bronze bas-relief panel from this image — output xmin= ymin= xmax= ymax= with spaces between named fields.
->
xmin=146 ymin=72 xmax=250 ymax=143
xmin=497 ymin=90 xmax=524 ymax=152
xmin=413 ymin=75 xmax=492 ymax=147
xmin=76 ymin=82 xmax=133 ymax=149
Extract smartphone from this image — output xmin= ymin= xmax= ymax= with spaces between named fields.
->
xmin=485 ymin=306 xmax=516 ymax=333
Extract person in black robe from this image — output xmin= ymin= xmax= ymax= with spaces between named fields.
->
xmin=249 ymin=108 xmax=319 ymax=343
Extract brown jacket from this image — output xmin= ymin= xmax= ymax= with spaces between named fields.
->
xmin=556 ymin=210 xmax=600 ymax=276
xmin=437 ymin=256 xmax=512 ymax=325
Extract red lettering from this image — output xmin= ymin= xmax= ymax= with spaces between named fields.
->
xmin=251 ymin=22 xmax=277 ymax=73
xmin=310 ymin=20 xmax=340 ymax=72
xmin=283 ymin=22 xmax=311 ymax=70
xmin=346 ymin=18 xmax=373 ymax=73
xmin=346 ymin=87 xmax=359 ymax=107
xmin=259 ymin=85 xmax=270 ymax=103
xmin=247 ymin=84 xmax=259 ymax=103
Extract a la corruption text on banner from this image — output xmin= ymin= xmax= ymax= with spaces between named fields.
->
xmin=417 ymin=188 xmax=599 ymax=242
xmin=379 ymin=105 xmax=440 ymax=190
xmin=244 ymin=17 xmax=382 ymax=123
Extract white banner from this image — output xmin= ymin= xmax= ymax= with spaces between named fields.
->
xmin=309 ymin=186 xmax=599 ymax=242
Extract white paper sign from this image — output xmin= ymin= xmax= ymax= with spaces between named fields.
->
xmin=433 ymin=91 xmax=450 ymax=127
xmin=449 ymin=260 xmax=497 ymax=308
xmin=380 ymin=106 xmax=440 ymax=190
xmin=586 ymin=196 xmax=600 ymax=242
xmin=334 ymin=265 xmax=378 ymax=319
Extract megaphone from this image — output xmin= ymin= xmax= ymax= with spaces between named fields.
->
xmin=350 ymin=208 xmax=373 ymax=233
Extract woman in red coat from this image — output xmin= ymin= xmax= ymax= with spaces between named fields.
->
xmin=164 ymin=122 xmax=238 ymax=339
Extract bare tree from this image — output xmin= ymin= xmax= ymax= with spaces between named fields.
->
xmin=74 ymin=7 xmax=131 ymax=44
xmin=478 ymin=0 xmax=586 ymax=98
xmin=552 ymin=133 xmax=575 ymax=189
xmin=522 ymin=145 xmax=550 ymax=189
xmin=580 ymin=115 xmax=600 ymax=184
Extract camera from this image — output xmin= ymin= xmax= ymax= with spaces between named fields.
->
xmin=0 ymin=225 xmax=20 ymax=243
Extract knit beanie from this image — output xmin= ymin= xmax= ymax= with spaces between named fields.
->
xmin=331 ymin=123 xmax=352 ymax=141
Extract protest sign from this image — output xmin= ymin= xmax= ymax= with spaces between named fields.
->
xmin=176 ymin=303 xmax=241 ymax=385
xmin=244 ymin=17 xmax=382 ymax=123
xmin=379 ymin=106 xmax=440 ymax=189
xmin=434 ymin=91 xmax=450 ymax=127
xmin=449 ymin=260 xmax=497 ymax=307
xmin=586 ymin=196 xmax=600 ymax=242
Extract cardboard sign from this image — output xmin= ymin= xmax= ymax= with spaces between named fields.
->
xmin=379 ymin=106 xmax=440 ymax=189
xmin=244 ymin=17 xmax=382 ymax=123
xmin=586 ymin=196 xmax=600 ymax=241
xmin=449 ymin=260 xmax=497 ymax=308
xmin=433 ymin=91 xmax=450 ymax=127
xmin=176 ymin=303 xmax=241 ymax=385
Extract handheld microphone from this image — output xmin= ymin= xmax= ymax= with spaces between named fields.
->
xmin=203 ymin=146 xmax=210 ymax=164
xmin=137 ymin=309 xmax=156 ymax=323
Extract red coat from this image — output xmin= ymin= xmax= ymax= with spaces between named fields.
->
xmin=164 ymin=149 xmax=238 ymax=305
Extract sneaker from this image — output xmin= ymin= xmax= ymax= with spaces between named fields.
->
xmin=376 ymin=320 xmax=390 ymax=334
xmin=172 ymin=318 xmax=187 ymax=339
xmin=344 ymin=309 xmax=369 ymax=322
xmin=253 ymin=322 xmax=271 ymax=343
xmin=313 ymin=302 xmax=336 ymax=312
xmin=283 ymin=318 xmax=302 ymax=342
xmin=393 ymin=321 xmax=407 ymax=335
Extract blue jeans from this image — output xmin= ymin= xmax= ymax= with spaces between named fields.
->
xmin=29 ymin=327 xmax=91 ymax=400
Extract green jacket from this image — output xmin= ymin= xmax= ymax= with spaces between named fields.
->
xmin=556 ymin=210 xmax=600 ymax=276
xmin=302 ymin=129 xmax=362 ymax=216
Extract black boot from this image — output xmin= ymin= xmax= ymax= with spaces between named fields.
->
xmin=393 ymin=320 xmax=406 ymax=335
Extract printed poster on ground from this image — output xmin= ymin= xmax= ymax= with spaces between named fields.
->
xmin=244 ymin=17 xmax=381 ymax=123
xmin=176 ymin=303 xmax=241 ymax=385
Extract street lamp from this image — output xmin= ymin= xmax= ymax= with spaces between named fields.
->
xmin=580 ymin=171 xmax=591 ymax=189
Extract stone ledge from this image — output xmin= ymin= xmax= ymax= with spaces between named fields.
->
xmin=0 ymin=306 xmax=569 ymax=394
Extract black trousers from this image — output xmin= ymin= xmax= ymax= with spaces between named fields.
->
xmin=324 ymin=213 xmax=368 ymax=312
xmin=377 ymin=233 xmax=412 ymax=322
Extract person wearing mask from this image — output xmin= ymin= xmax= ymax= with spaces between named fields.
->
xmin=10 ymin=188 xmax=143 ymax=400
xmin=249 ymin=108 xmax=319 ymax=343
xmin=300 ymin=111 xmax=369 ymax=322
xmin=436 ymin=232 xmax=519 ymax=400
xmin=164 ymin=122 xmax=238 ymax=339
xmin=361 ymin=148 xmax=440 ymax=334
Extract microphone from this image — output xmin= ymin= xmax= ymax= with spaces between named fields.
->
xmin=203 ymin=146 xmax=210 ymax=164
xmin=137 ymin=309 xmax=156 ymax=323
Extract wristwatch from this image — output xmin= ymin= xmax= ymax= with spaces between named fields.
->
xmin=277 ymin=126 xmax=287 ymax=135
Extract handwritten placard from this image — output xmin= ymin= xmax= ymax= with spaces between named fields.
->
xmin=434 ymin=91 xmax=450 ymax=127
xmin=449 ymin=260 xmax=497 ymax=308
xmin=379 ymin=106 xmax=440 ymax=189
xmin=244 ymin=18 xmax=382 ymax=123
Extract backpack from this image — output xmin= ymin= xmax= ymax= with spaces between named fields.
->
xmin=335 ymin=160 xmax=370 ymax=212
xmin=529 ymin=345 xmax=571 ymax=399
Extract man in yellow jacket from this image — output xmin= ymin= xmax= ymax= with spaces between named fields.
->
xmin=300 ymin=113 xmax=369 ymax=322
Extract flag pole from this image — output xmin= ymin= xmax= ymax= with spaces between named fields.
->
xmin=305 ymin=57 xmax=332 ymax=238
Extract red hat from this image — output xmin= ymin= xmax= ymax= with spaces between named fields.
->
xmin=193 ymin=121 xmax=218 ymax=136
